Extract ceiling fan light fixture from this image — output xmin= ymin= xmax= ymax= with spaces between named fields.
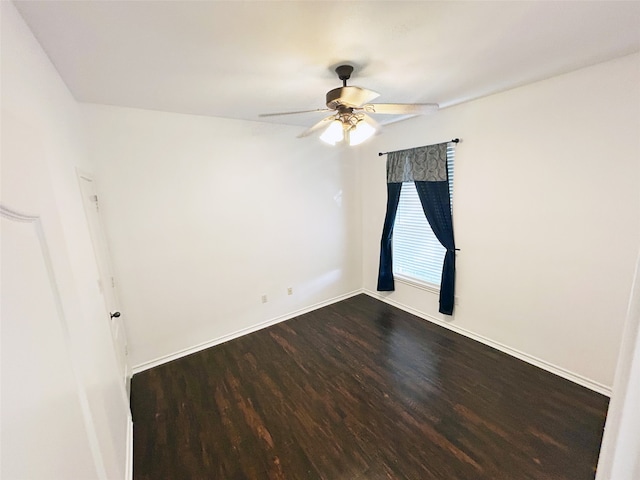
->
xmin=348 ymin=119 xmax=376 ymax=146
xmin=319 ymin=119 xmax=344 ymax=145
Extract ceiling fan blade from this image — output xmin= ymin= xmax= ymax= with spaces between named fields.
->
xmin=361 ymin=103 xmax=439 ymax=115
xmin=297 ymin=115 xmax=337 ymax=138
xmin=361 ymin=113 xmax=382 ymax=132
xmin=259 ymin=108 xmax=332 ymax=117
xmin=326 ymin=86 xmax=380 ymax=109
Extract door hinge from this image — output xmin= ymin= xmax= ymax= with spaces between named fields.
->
xmin=111 ymin=277 xmax=115 ymax=288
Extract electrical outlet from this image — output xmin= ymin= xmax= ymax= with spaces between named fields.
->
xmin=261 ymin=294 xmax=268 ymax=303
xmin=287 ymin=287 xmax=293 ymax=295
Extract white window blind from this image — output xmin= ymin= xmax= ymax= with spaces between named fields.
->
xmin=393 ymin=145 xmax=455 ymax=287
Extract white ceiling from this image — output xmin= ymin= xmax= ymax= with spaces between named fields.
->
xmin=13 ymin=1 xmax=640 ymax=130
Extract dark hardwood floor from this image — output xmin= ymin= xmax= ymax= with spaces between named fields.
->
xmin=131 ymin=294 xmax=608 ymax=479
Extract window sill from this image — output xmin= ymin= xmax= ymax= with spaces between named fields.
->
xmin=393 ymin=274 xmax=440 ymax=295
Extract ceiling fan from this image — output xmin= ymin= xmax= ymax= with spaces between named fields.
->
xmin=259 ymin=65 xmax=439 ymax=146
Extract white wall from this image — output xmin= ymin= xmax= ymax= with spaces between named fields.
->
xmin=361 ymin=53 xmax=640 ymax=391
xmin=1 ymin=2 xmax=131 ymax=478
xmin=82 ymin=105 xmax=362 ymax=368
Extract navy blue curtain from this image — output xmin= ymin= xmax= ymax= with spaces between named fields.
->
xmin=376 ymin=142 xmax=456 ymax=315
xmin=415 ymin=181 xmax=456 ymax=315
xmin=376 ymin=182 xmax=402 ymax=291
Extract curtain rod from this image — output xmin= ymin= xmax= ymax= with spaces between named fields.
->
xmin=378 ymin=138 xmax=460 ymax=156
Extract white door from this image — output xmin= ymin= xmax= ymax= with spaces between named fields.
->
xmin=77 ymin=171 xmax=131 ymax=389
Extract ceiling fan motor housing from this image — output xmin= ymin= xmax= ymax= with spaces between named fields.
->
xmin=326 ymin=88 xmax=353 ymax=110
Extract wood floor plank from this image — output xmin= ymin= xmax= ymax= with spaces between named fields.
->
xmin=131 ymin=294 xmax=608 ymax=479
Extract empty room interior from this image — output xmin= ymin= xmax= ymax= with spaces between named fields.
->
xmin=2 ymin=1 xmax=640 ymax=479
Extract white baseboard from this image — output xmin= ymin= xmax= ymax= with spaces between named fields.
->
xmin=364 ymin=289 xmax=612 ymax=397
xmin=125 ymin=414 xmax=133 ymax=480
xmin=132 ymin=287 xmax=611 ymax=397
xmin=132 ymin=289 xmax=364 ymax=374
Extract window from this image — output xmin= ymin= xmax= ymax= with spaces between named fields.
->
xmin=392 ymin=145 xmax=454 ymax=288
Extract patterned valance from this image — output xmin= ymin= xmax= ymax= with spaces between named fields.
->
xmin=386 ymin=142 xmax=448 ymax=183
